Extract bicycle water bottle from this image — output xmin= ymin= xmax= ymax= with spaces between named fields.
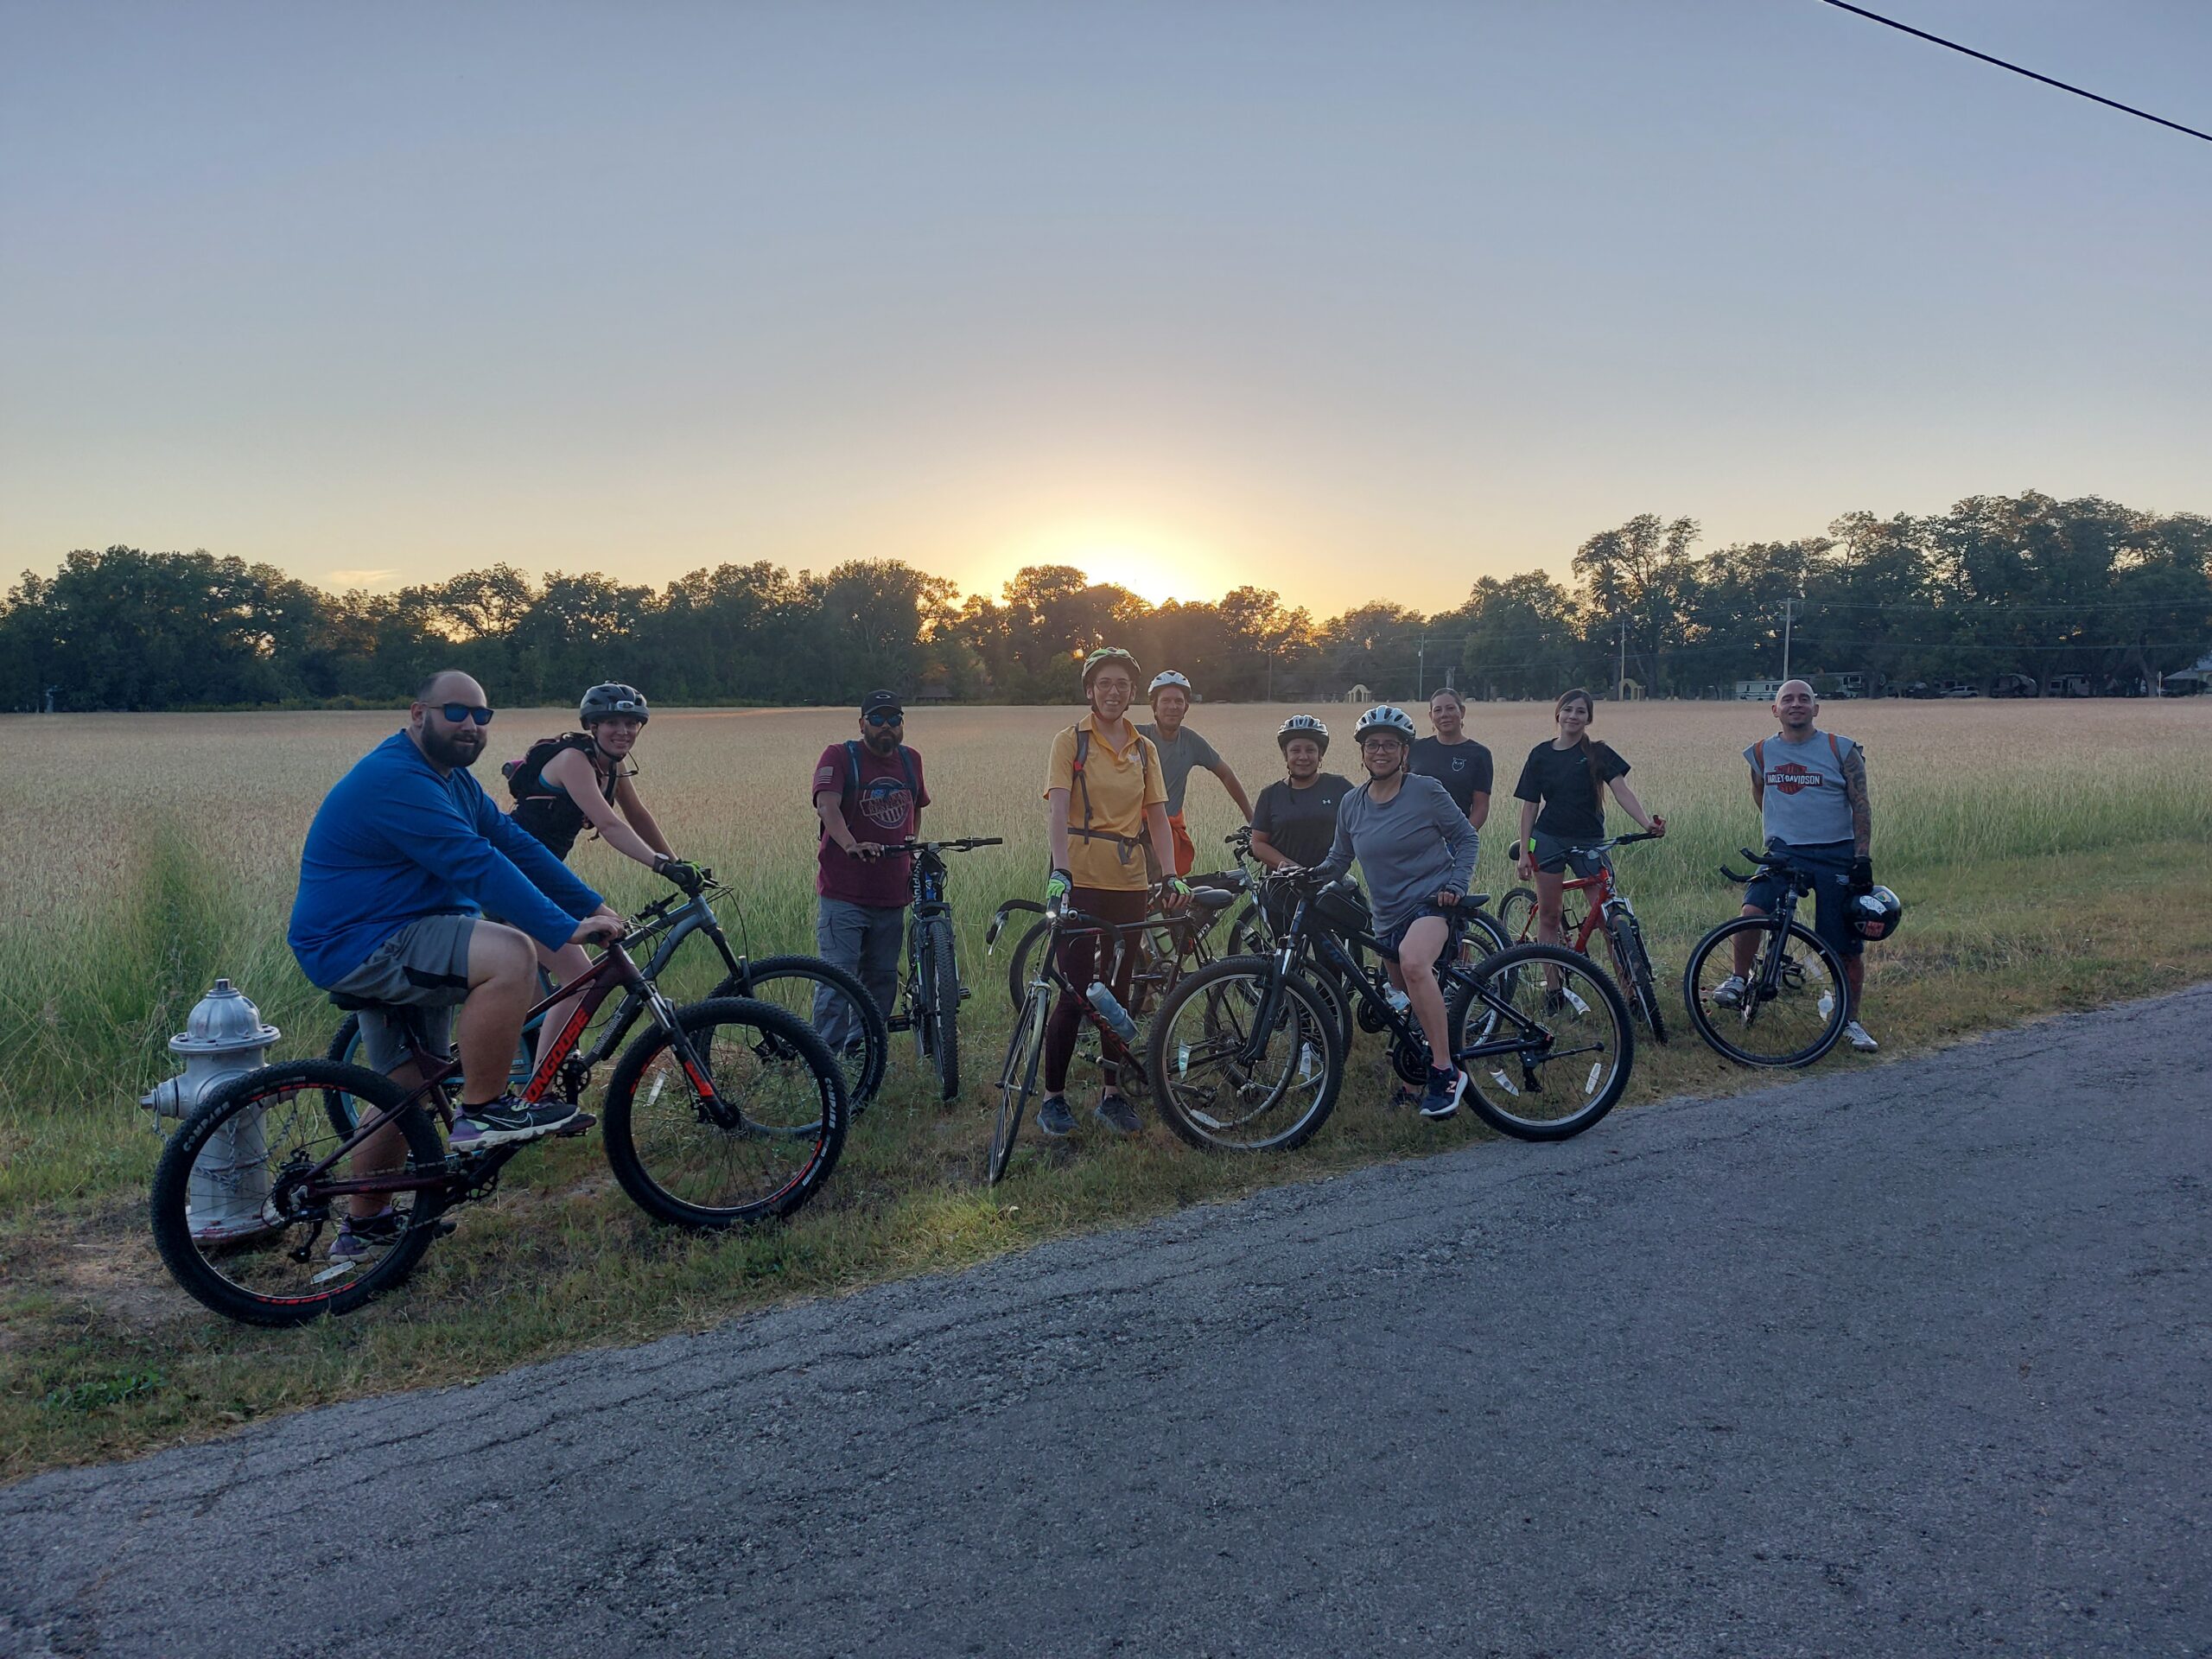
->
xmin=1086 ymin=981 xmax=1139 ymax=1043
xmin=1384 ymin=986 xmax=1412 ymax=1016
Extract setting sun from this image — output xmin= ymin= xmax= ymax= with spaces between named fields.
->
xmin=1011 ymin=522 xmax=1224 ymax=607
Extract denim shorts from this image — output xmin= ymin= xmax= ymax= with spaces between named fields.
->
xmin=1378 ymin=900 xmax=1465 ymax=959
xmin=1743 ymin=839 xmax=1862 ymax=961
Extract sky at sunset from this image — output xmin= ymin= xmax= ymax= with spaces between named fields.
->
xmin=2 ymin=2 xmax=2206 ymax=617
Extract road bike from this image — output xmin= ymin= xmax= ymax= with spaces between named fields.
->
xmin=1681 ymin=846 xmax=1852 ymax=1067
xmin=1149 ymin=868 xmax=1635 ymax=1148
xmin=987 ymin=887 xmax=1243 ymax=1183
xmin=876 ymin=836 xmax=1001 ymax=1102
xmin=326 ymin=873 xmax=887 ymax=1114
xmin=151 ymin=917 xmax=848 ymax=1326
xmin=1495 ymin=831 xmax=1669 ymax=1043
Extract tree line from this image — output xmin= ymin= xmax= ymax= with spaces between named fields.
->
xmin=3 ymin=491 xmax=2207 ymax=712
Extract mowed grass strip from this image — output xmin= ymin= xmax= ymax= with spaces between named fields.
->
xmin=2 ymin=701 xmax=2208 ymax=1477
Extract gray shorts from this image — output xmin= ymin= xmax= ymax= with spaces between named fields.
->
xmin=1529 ymin=830 xmax=1611 ymax=880
xmin=327 ymin=913 xmax=477 ymax=1073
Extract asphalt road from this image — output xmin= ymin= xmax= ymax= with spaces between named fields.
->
xmin=5 ymin=987 xmax=2209 ymax=1659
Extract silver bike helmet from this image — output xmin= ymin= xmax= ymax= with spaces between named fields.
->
xmin=1276 ymin=715 xmax=1330 ymax=753
xmin=1147 ymin=670 xmax=1192 ymax=703
xmin=1351 ymin=704 xmax=1416 ymax=744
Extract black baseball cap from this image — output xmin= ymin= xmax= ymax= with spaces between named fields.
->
xmin=861 ymin=690 xmax=904 ymax=718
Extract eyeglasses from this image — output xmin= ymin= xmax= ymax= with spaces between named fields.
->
xmin=865 ymin=710 xmax=903 ymax=727
xmin=436 ymin=702 xmax=494 ymax=726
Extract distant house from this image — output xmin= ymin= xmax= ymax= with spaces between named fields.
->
xmin=913 ymin=684 xmax=954 ymax=703
xmin=2163 ymin=650 xmax=2212 ymax=696
xmin=1346 ymin=683 xmax=1371 ymax=704
xmin=1734 ymin=679 xmax=1783 ymax=702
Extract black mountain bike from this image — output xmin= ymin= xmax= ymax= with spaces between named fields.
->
xmin=1149 ymin=868 xmax=1635 ymax=1149
xmin=151 ymin=917 xmax=848 ymax=1326
xmin=1681 ymin=846 xmax=1851 ymax=1067
xmin=328 ymin=873 xmax=887 ymax=1116
xmin=993 ymin=857 xmax=1255 ymax=1020
xmin=874 ymin=836 xmax=1001 ymax=1101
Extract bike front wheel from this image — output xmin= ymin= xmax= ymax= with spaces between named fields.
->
xmin=989 ymin=985 xmax=1051 ymax=1184
xmin=716 ymin=955 xmax=887 ymax=1112
xmin=1682 ymin=917 xmax=1849 ymax=1068
xmin=1607 ymin=913 xmax=1669 ymax=1045
xmin=1146 ymin=956 xmax=1347 ymax=1153
xmin=919 ymin=918 xmax=962 ymax=1101
xmin=150 ymin=1060 xmax=447 ymax=1326
xmin=1446 ymin=943 xmax=1635 ymax=1141
xmin=601 ymin=997 xmax=848 ymax=1228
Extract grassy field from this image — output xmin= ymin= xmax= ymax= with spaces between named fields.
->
xmin=3 ymin=697 xmax=2209 ymax=1478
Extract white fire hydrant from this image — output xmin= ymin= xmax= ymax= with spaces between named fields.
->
xmin=141 ymin=979 xmax=282 ymax=1243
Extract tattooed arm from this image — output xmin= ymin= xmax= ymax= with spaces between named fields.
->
xmin=1842 ymin=743 xmax=1872 ymax=857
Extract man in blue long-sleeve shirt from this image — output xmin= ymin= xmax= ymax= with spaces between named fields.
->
xmin=289 ymin=671 xmax=626 ymax=1172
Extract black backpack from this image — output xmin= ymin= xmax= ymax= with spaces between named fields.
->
xmin=504 ymin=732 xmax=601 ymax=804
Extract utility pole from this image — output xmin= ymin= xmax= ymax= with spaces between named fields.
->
xmin=1781 ymin=598 xmax=1794 ymax=683
xmin=1417 ymin=639 xmax=1425 ymax=701
xmin=1615 ymin=616 xmax=1626 ymax=702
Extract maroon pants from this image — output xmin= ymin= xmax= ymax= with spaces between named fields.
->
xmin=1044 ymin=886 xmax=1151 ymax=1093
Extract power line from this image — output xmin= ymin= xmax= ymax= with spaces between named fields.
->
xmin=1816 ymin=0 xmax=2212 ymax=145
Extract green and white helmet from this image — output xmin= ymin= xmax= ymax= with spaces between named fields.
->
xmin=1081 ymin=646 xmax=1141 ymax=688
xmin=1351 ymin=704 xmax=1416 ymax=744
xmin=1276 ymin=715 xmax=1330 ymax=752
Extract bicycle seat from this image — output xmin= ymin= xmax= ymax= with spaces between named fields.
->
xmin=1186 ymin=887 xmax=1237 ymax=912
xmin=328 ymin=991 xmax=410 ymax=1013
xmin=1459 ymin=893 xmax=1492 ymax=909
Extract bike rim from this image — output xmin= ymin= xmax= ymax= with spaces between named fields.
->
xmin=1688 ymin=921 xmax=1846 ymax=1065
xmin=1461 ymin=952 xmax=1627 ymax=1131
xmin=1156 ymin=971 xmax=1333 ymax=1149
xmin=624 ymin=1012 xmax=836 ymax=1214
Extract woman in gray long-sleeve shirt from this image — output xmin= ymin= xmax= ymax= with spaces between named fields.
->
xmin=1311 ymin=705 xmax=1480 ymax=1120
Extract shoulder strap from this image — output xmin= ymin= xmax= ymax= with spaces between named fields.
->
xmin=1754 ymin=739 xmax=1766 ymax=773
xmin=1827 ymin=731 xmax=1842 ymax=764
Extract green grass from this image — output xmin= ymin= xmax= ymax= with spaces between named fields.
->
xmin=3 ymin=701 xmax=2209 ymax=1479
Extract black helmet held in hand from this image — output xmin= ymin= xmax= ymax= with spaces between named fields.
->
xmin=1852 ymin=885 xmax=1903 ymax=943
xmin=580 ymin=683 xmax=649 ymax=727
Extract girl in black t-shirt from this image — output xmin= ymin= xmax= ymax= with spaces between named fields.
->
xmin=1511 ymin=688 xmax=1663 ymax=949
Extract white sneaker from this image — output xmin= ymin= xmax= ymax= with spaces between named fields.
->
xmin=1844 ymin=1020 xmax=1878 ymax=1052
xmin=1711 ymin=975 xmax=1746 ymax=1008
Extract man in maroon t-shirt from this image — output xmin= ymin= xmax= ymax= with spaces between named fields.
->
xmin=810 ymin=690 xmax=931 ymax=1050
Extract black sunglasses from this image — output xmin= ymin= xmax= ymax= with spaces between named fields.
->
xmin=865 ymin=710 xmax=903 ymax=727
xmin=435 ymin=702 xmax=495 ymax=727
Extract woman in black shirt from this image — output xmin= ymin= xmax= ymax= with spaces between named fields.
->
xmin=1249 ymin=715 xmax=1353 ymax=872
xmin=1511 ymin=688 xmax=1663 ymax=948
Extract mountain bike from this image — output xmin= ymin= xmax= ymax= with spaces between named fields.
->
xmin=875 ymin=836 xmax=1001 ymax=1102
xmin=1494 ymin=831 xmax=1669 ymax=1043
xmin=987 ymin=888 xmax=1241 ymax=1183
xmin=1149 ymin=868 xmax=1634 ymax=1148
xmin=151 ymin=919 xmax=848 ymax=1326
xmin=326 ymin=873 xmax=887 ymax=1116
xmin=1681 ymin=847 xmax=1852 ymax=1067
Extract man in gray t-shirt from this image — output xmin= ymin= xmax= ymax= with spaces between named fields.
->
xmin=1137 ymin=671 xmax=1253 ymax=877
xmin=1724 ymin=679 xmax=1879 ymax=1052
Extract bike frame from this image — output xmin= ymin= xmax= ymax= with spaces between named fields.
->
xmin=304 ymin=933 xmax=720 ymax=1205
xmin=1014 ymin=903 xmax=1144 ymax=1078
xmin=1731 ymin=853 xmax=1818 ymax=1002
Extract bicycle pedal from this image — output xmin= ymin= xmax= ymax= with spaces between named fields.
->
xmin=434 ymin=1218 xmax=458 ymax=1237
xmin=552 ymin=1111 xmax=597 ymax=1138
xmin=958 ymin=985 xmax=972 ymax=1001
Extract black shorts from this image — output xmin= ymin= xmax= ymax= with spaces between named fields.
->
xmin=1744 ymin=839 xmax=1862 ymax=961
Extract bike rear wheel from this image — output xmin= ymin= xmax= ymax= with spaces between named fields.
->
xmin=601 ymin=997 xmax=848 ymax=1227
xmin=1682 ymin=916 xmax=1849 ymax=1068
xmin=1607 ymin=912 xmax=1669 ymax=1045
xmin=1495 ymin=887 xmax=1539 ymax=946
xmin=989 ymin=985 xmax=1050 ymax=1184
xmin=150 ymin=1060 xmax=447 ymax=1326
xmin=919 ymin=918 xmax=962 ymax=1101
xmin=1446 ymin=943 xmax=1635 ymax=1141
xmin=1146 ymin=956 xmax=1346 ymax=1153
xmin=716 ymin=955 xmax=887 ymax=1111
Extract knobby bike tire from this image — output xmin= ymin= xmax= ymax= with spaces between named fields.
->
xmin=989 ymin=986 xmax=1050 ymax=1185
xmin=1445 ymin=941 xmax=1635 ymax=1141
xmin=1496 ymin=887 xmax=1540 ymax=946
xmin=1681 ymin=917 xmax=1850 ymax=1069
xmin=924 ymin=918 xmax=962 ymax=1101
xmin=150 ymin=1059 xmax=447 ymax=1326
xmin=716 ymin=954 xmax=888 ymax=1110
xmin=1144 ymin=955 xmax=1348 ymax=1154
xmin=601 ymin=996 xmax=848 ymax=1228
xmin=1609 ymin=914 xmax=1669 ymax=1045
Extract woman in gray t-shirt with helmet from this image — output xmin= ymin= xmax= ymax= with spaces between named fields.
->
xmin=1309 ymin=705 xmax=1480 ymax=1121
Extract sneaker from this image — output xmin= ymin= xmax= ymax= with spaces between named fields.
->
xmin=1419 ymin=1065 xmax=1467 ymax=1121
xmin=1094 ymin=1092 xmax=1142 ymax=1135
xmin=1844 ymin=1020 xmax=1879 ymax=1053
xmin=1710 ymin=975 xmax=1747 ymax=1008
xmin=1037 ymin=1094 xmax=1076 ymax=1138
xmin=328 ymin=1206 xmax=404 ymax=1261
xmin=450 ymin=1095 xmax=579 ymax=1150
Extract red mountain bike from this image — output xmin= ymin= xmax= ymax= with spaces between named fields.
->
xmin=1496 ymin=830 xmax=1668 ymax=1044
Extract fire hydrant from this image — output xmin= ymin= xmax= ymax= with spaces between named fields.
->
xmin=141 ymin=979 xmax=282 ymax=1243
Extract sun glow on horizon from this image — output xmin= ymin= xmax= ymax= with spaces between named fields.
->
xmin=1001 ymin=521 xmax=1228 ymax=607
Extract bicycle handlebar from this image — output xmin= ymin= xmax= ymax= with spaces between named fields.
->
xmin=879 ymin=836 xmax=1003 ymax=854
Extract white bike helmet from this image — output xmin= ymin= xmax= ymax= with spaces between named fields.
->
xmin=1276 ymin=715 xmax=1330 ymax=752
xmin=1351 ymin=704 xmax=1416 ymax=744
xmin=1147 ymin=670 xmax=1192 ymax=703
